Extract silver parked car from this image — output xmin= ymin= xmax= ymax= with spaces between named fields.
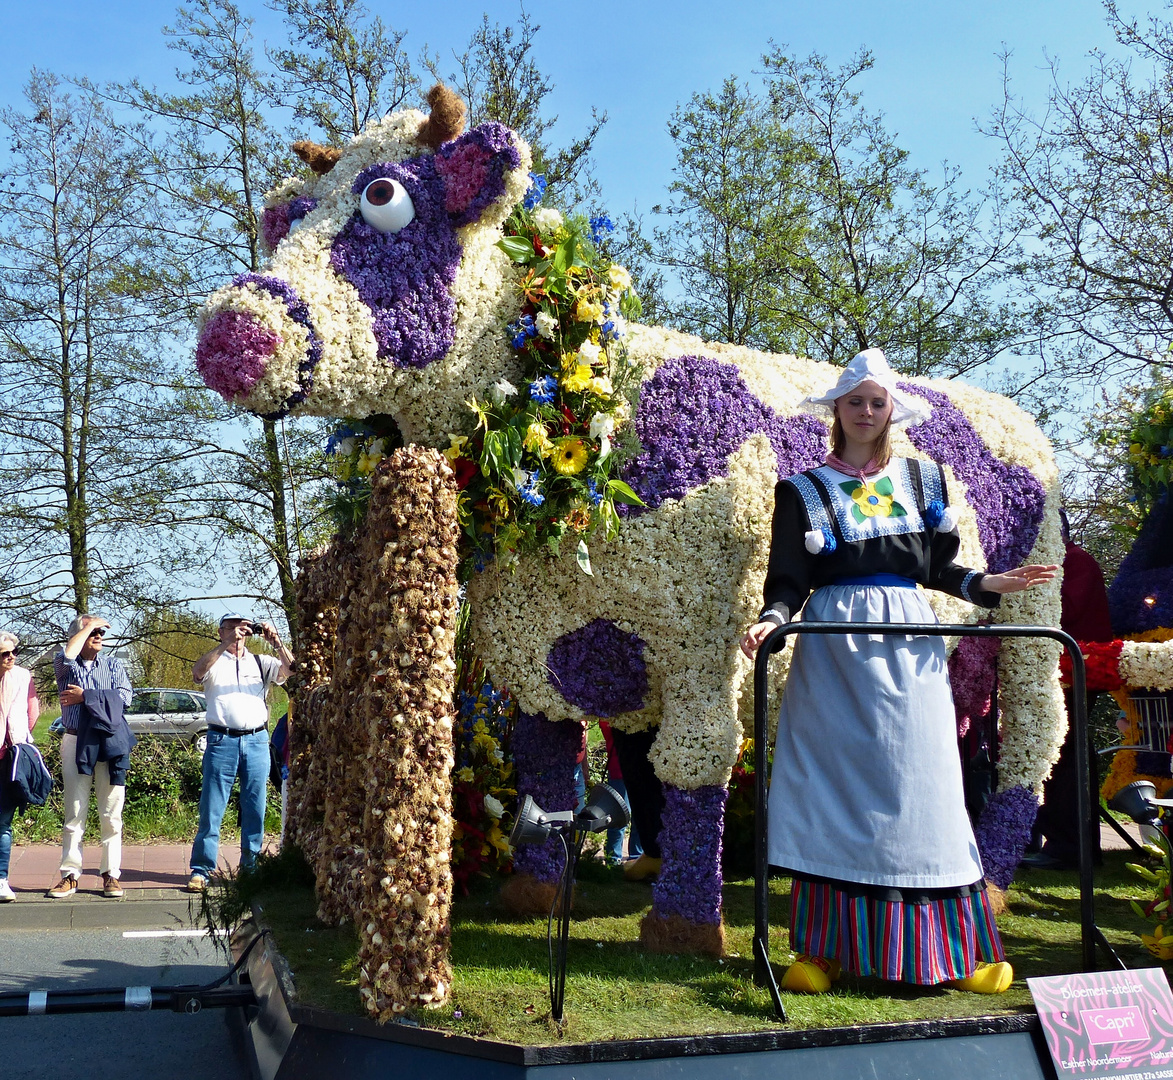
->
xmin=126 ymin=688 xmax=209 ymax=752
xmin=51 ymin=687 xmax=209 ymax=752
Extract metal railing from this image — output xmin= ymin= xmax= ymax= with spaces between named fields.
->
xmin=751 ymin=620 xmax=1121 ymax=1022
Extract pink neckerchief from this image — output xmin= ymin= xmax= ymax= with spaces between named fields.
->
xmin=824 ymin=452 xmax=882 ymax=482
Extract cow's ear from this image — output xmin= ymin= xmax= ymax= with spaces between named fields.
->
xmin=434 ymin=123 xmax=523 ymax=228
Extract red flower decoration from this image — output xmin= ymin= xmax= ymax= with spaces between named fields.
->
xmin=1060 ymin=639 xmax=1124 ymax=691
xmin=452 ymin=457 xmax=478 ymax=489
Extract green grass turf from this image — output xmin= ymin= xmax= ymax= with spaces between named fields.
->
xmin=234 ymin=846 xmax=1166 ymax=1045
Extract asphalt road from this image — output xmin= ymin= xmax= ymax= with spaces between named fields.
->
xmin=0 ymin=905 xmax=252 ymax=1080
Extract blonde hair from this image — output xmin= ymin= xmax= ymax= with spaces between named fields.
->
xmin=830 ymin=413 xmax=893 ymax=470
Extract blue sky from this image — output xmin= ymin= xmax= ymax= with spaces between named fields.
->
xmin=0 ymin=1 xmax=1144 ymax=621
xmin=0 ymin=0 xmax=1140 ymax=221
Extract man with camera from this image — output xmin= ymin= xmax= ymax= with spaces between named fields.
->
xmin=187 ymin=613 xmax=293 ymax=892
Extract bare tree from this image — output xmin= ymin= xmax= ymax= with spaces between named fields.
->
xmin=0 ymin=72 xmax=208 ymax=640
xmin=268 ymin=0 xmax=418 ymax=143
xmin=428 ymin=9 xmax=605 ymax=208
xmin=987 ymin=3 xmax=1173 ymax=384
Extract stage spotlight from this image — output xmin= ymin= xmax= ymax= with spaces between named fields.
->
xmin=1110 ymin=780 xmax=1162 ymax=825
xmin=509 ymin=782 xmax=629 ymax=1022
xmin=509 ymin=795 xmax=573 ymax=847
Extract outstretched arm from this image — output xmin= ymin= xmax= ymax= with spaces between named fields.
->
xmin=980 ymin=564 xmax=1060 ymax=595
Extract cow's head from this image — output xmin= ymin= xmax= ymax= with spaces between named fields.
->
xmin=196 ymin=85 xmax=532 ymax=439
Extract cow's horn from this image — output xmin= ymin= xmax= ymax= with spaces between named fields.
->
xmin=416 ymin=83 xmax=467 ymax=149
xmin=293 ymin=140 xmax=343 ymax=175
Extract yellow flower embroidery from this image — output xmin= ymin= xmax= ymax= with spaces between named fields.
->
xmin=840 ymin=477 xmax=906 ymax=523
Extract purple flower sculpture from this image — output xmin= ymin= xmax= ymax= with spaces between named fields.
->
xmin=620 ymin=357 xmax=828 ymax=513
xmin=974 ymin=784 xmax=1039 ymax=890
xmin=228 ymin=273 xmax=322 ymax=419
xmin=651 ymin=785 xmax=727 ymax=925
xmin=260 ymin=195 xmax=318 ymax=250
xmin=510 ymin=711 xmax=581 ymax=885
xmin=949 ymin=633 xmax=1000 ymax=737
xmin=546 ymin=619 xmax=649 ymax=716
xmin=901 ymin=383 xmax=1046 ymax=572
xmin=1109 ymin=492 xmax=1173 ymax=636
xmin=332 ymin=157 xmax=462 ymax=370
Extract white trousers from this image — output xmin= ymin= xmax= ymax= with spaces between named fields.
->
xmin=59 ymin=733 xmax=124 ymax=879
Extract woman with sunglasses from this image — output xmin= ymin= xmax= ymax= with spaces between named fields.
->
xmin=0 ymin=630 xmax=41 ymax=901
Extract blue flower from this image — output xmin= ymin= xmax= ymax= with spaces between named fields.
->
xmin=586 ymin=478 xmax=602 ymax=507
xmin=518 ymin=471 xmax=545 ymax=507
xmin=507 ymin=314 xmax=536 ymax=349
xmin=523 ymin=173 xmax=547 ymax=210
xmin=529 ymin=375 xmax=557 ymax=404
xmin=589 ymin=214 xmax=615 ymax=245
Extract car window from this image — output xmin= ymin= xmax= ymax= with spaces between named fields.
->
xmin=162 ymin=691 xmax=197 ymax=713
xmin=128 ymin=692 xmax=158 ymax=715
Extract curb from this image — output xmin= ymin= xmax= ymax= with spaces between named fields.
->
xmin=0 ymin=894 xmax=202 ymax=931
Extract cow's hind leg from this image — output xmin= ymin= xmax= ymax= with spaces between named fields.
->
xmin=639 ymin=672 xmax=741 ymax=956
xmin=500 ymin=710 xmax=581 ymax=915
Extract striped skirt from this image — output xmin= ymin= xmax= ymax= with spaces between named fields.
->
xmin=790 ymin=875 xmax=1005 ymax=985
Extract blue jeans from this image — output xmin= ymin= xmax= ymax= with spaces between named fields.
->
xmin=0 ymin=802 xmax=15 ymax=878
xmin=190 ymin=728 xmax=269 ymax=878
xmin=603 ymin=778 xmax=642 ymax=863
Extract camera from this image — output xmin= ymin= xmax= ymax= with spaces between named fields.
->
xmin=248 ymin=621 xmax=266 ymax=636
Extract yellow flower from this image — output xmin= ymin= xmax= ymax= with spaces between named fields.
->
xmin=576 ymin=294 xmax=604 ymax=322
xmin=488 ymin=488 xmax=512 ymax=520
xmin=552 ymin=438 xmax=589 ymax=475
xmin=562 ymin=364 xmax=592 ymax=393
xmin=523 ymin=421 xmax=554 ymax=457
xmin=608 ymin=264 xmax=632 ymax=291
xmin=443 ymin=434 xmax=469 ymax=462
xmin=588 ymin=375 xmax=613 ymax=397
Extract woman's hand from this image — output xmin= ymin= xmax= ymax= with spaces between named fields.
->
xmin=740 ymin=621 xmax=778 ymax=659
xmin=981 ymin=564 xmax=1060 ymax=595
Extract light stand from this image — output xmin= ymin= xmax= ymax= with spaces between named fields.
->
xmin=1110 ymin=781 xmax=1173 ymax=908
xmin=509 ymin=783 xmax=629 ymax=1022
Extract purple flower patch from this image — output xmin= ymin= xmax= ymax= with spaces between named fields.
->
xmin=974 ymin=784 xmax=1039 ymax=890
xmin=651 ymin=784 xmax=727 ymax=925
xmin=1109 ymin=492 xmax=1173 ymax=636
xmin=227 ymin=273 xmax=322 ymax=419
xmin=509 ymin=711 xmax=582 ymax=885
xmin=620 ymin=357 xmax=828 ymax=513
xmin=332 ymin=156 xmax=462 ymax=370
xmin=435 ymin=123 xmax=521 ymax=227
xmin=901 ymin=384 xmax=1047 ymax=573
xmin=949 ymin=633 xmax=1000 ymax=737
xmin=260 ymin=195 xmax=318 ymax=251
xmin=546 ymin=619 xmax=649 ymax=716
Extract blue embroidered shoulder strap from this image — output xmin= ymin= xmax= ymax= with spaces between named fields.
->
xmin=785 ymin=470 xmax=839 ymax=543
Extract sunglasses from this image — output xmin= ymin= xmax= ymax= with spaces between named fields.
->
xmin=0 ymin=651 xmax=13 ymax=659
xmin=89 ymin=629 xmax=106 ymax=638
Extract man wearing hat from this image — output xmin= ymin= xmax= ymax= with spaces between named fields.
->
xmin=187 ymin=614 xmax=293 ymax=892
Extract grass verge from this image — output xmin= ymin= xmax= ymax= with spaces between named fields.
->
xmin=221 ymin=846 xmax=1162 ymax=1044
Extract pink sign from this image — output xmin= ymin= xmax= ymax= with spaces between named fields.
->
xmin=1029 ymin=968 xmax=1173 ymax=1078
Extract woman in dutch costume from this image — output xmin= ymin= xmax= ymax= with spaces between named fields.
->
xmin=741 ymin=349 xmax=1056 ymax=995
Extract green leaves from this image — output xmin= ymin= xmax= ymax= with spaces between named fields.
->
xmin=498 ymin=235 xmax=535 ymax=263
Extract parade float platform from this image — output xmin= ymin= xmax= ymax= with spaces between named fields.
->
xmin=226 ymin=854 xmax=1155 ymax=1080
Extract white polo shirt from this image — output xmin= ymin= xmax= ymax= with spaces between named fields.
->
xmin=203 ymin=650 xmax=284 ymax=731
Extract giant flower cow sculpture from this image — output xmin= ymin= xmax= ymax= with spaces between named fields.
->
xmin=197 ymin=86 xmax=1066 ymax=954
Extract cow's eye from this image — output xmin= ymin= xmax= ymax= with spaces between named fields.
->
xmin=360 ymin=177 xmax=415 ymax=233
